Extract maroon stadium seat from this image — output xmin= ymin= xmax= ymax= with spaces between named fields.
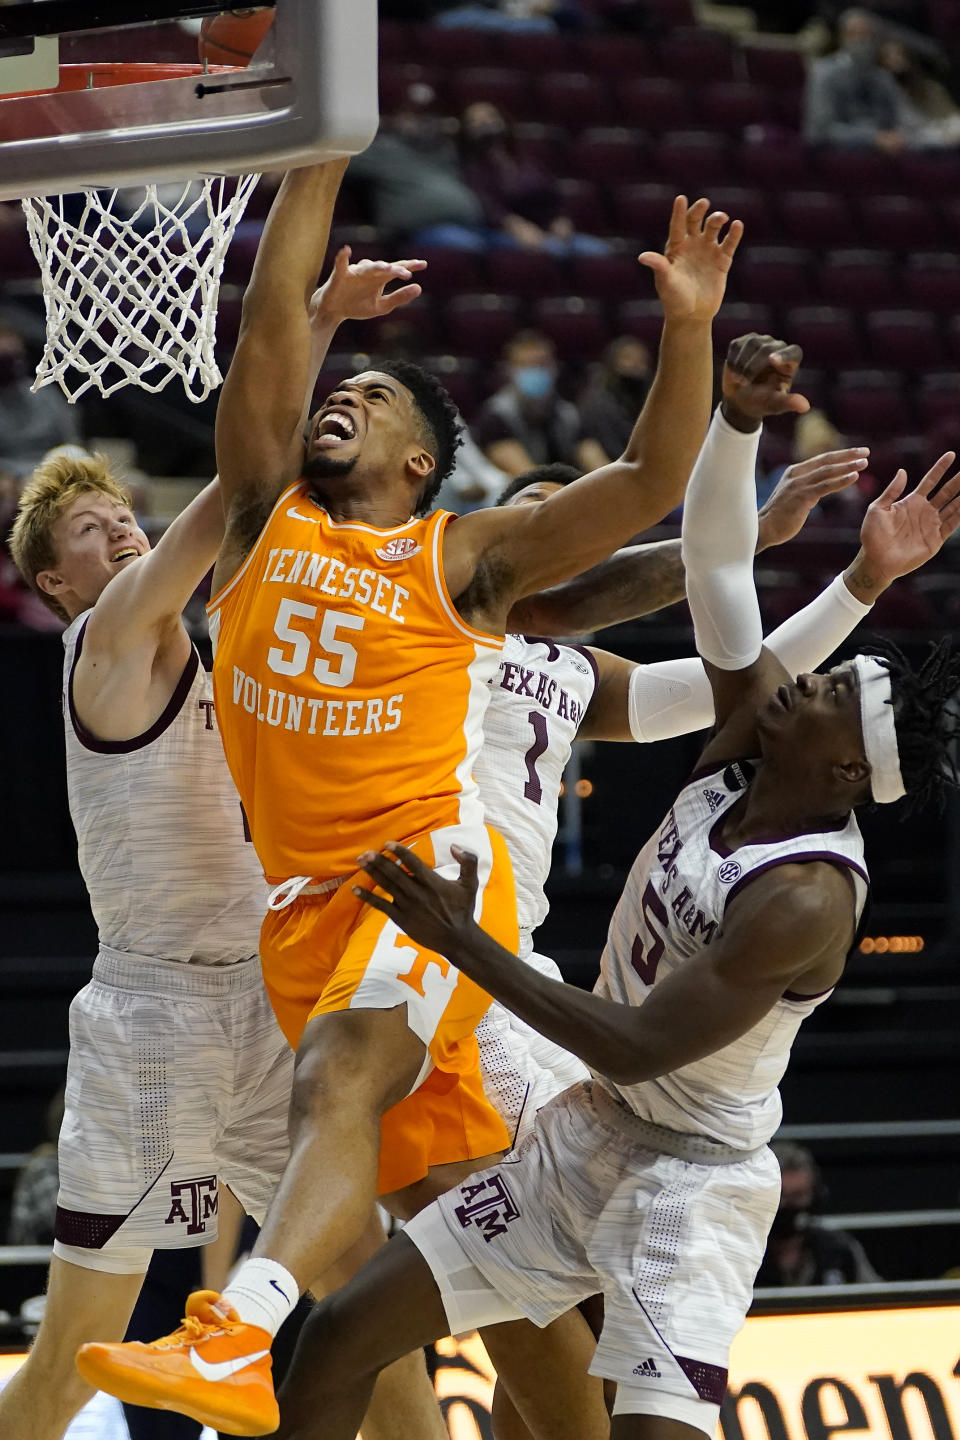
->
xmin=378 ymin=62 xmax=439 ymax=115
xmin=869 ymin=584 xmax=935 ymax=632
xmin=859 ymin=195 xmax=942 ymax=251
xmin=652 ymin=131 xmax=734 ymax=189
xmin=414 ymin=26 xmax=499 ymax=66
xmin=866 ymin=310 xmax=944 ymax=369
xmin=533 ymin=297 xmax=610 ymax=359
xmin=422 ymin=355 xmax=484 ymax=420
xmin=916 ymin=372 xmax=960 ymax=428
xmin=737 ymin=136 xmax=812 ymax=189
xmin=579 ymin=33 xmax=657 ymax=76
xmin=814 ymin=148 xmax=900 ymax=195
xmin=700 ymin=81 xmax=772 ymax=133
xmin=618 ymin=298 xmax=666 ymax=350
xmin=613 ymin=183 xmax=679 ymax=242
xmin=0 ymin=207 xmax=42 ymax=280
xmin=737 ymin=246 xmax=814 ymax=306
xmin=783 ymin=306 xmax=864 ymax=367
xmin=556 ymin=178 xmax=611 ymax=233
xmin=489 ymin=248 xmax=567 ymax=297
xmin=569 ymin=128 xmax=647 ymax=185
xmin=832 ymin=371 xmax=910 ymax=439
xmin=713 ymin=303 xmax=776 ymax=355
xmin=705 ymin=187 xmax=775 ymax=244
xmin=819 ymin=250 xmax=895 ymax=309
xmin=645 ymin=0 xmax=696 ymax=23
xmin=413 ymin=247 xmax=485 ymax=295
xmin=615 ymin=77 xmax=691 ymax=132
xmin=511 ymin=123 xmax=566 ymax=171
xmin=904 ymin=252 xmax=960 ymax=310
xmin=929 ymin=0 xmax=960 ymax=43
xmin=780 ymin=191 xmax=859 ymax=247
xmin=658 ymin=28 xmax=736 ymax=83
xmin=489 ymin=30 xmax=573 ymax=70
xmin=327 ymin=226 xmax=389 ymax=263
xmin=446 ymin=68 xmax=533 ymax=121
xmin=892 ymin=150 xmax=960 ymax=198
xmin=569 ymin=251 xmax=648 ymax=301
xmin=536 ymin=72 xmax=610 ymax=130
xmin=742 ymin=46 xmax=806 ymax=90
xmin=446 ymin=294 xmax=522 ymax=359
xmin=377 ymin=21 xmax=415 ymax=63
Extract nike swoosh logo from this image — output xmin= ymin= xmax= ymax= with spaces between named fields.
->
xmin=286 ymin=506 xmax=318 ymax=523
xmin=269 ymin=1279 xmax=289 ymax=1302
xmin=189 ymin=1347 xmax=271 ymax=1382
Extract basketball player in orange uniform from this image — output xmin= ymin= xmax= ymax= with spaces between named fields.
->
xmin=80 ymin=160 xmax=743 ymax=1437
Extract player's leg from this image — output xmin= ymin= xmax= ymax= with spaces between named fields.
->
xmin=481 ymin=1312 xmax=609 ymax=1440
xmin=611 ymin=1417 xmax=708 ymax=1440
xmin=0 ymin=1255 xmax=145 ymax=1440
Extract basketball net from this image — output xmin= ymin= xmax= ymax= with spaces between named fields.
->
xmin=22 ymin=174 xmax=260 ymax=403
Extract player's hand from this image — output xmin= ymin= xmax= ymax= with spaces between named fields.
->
xmin=757 ymin=448 xmax=870 ymax=551
xmin=354 ymin=843 xmax=480 ymax=960
xmin=638 ymin=196 xmax=743 ymax=324
xmin=856 ymin=452 xmax=960 ymax=587
xmin=309 ymin=247 xmax=426 ymax=328
xmin=721 ymin=334 xmax=811 ymax=428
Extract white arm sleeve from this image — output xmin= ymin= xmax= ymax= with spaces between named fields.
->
xmin=680 ymin=407 xmax=763 ymax=670
xmin=628 ymin=573 xmax=874 ymax=744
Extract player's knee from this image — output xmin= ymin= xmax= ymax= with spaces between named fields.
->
xmin=292 ymin=1011 xmax=417 ymax=1121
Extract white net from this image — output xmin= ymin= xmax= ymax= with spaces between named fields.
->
xmin=21 ymin=174 xmax=260 ymax=403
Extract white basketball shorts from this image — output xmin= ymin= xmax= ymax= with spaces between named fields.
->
xmin=405 ymin=1079 xmax=781 ymax=1436
xmin=54 ymin=947 xmax=293 ymax=1275
xmin=475 ymin=949 xmax=589 ymax=1148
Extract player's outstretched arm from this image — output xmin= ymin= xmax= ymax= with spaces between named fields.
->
xmin=444 ymin=197 xmax=741 ymax=610
xmin=84 ymin=479 xmax=225 ymax=657
xmin=506 ymin=447 xmax=871 ymax=636
xmin=214 ymin=160 xmax=348 ymax=523
xmin=354 ymin=846 xmax=851 ymax=1084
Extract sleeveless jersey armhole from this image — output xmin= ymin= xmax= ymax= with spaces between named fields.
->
xmin=428 ymin=509 xmax=504 ymax=650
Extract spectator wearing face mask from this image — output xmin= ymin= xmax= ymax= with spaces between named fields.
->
xmin=0 ymin=324 xmax=81 ymax=477
xmin=756 ymin=1142 xmax=881 ymax=1287
xmin=804 ymin=7 xmax=906 ymax=152
xmin=475 ymin=330 xmax=607 ymax=477
xmin=575 ymin=336 xmax=653 ymax=465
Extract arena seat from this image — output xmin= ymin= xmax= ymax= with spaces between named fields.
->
xmin=413 ymin=25 xmax=500 ymax=66
xmin=0 ymin=209 xmax=41 ymax=280
xmin=446 ymin=293 xmax=522 ymax=358
xmin=486 ymin=30 xmax=573 ymax=71
xmin=378 ymin=61 xmax=439 ymax=114
xmin=651 ymin=131 xmax=734 ymax=189
xmin=532 ymin=296 xmax=610 ymax=359
xmin=832 ymin=370 xmax=910 ymax=438
xmin=780 ymin=191 xmax=859 ymax=247
xmin=742 ymin=46 xmax=807 ymax=90
xmin=700 ymin=81 xmax=772 ymax=133
xmin=815 ymin=147 xmax=900 ymax=195
xmin=578 ymin=33 xmax=657 ymax=77
xmin=658 ymin=27 xmax=737 ymax=83
xmin=413 ymin=247 xmax=485 ymax=295
xmin=613 ymin=183 xmax=680 ymax=242
xmin=446 ymin=67 xmax=533 ymax=119
xmin=615 ymin=77 xmax=691 ymax=132
xmin=904 ymin=252 xmax=960 ymax=310
xmin=569 ymin=128 xmax=647 ymax=184
xmin=421 ymin=354 xmax=484 ymax=417
xmin=916 ymin=371 xmax=960 ymax=428
xmin=704 ymin=186 xmax=774 ymax=243
xmin=737 ymin=135 xmax=813 ymax=189
xmin=736 ymin=246 xmax=814 ymax=305
xmin=712 ymin=303 xmax=776 ymax=355
xmin=867 ymin=310 xmax=945 ymax=370
xmin=783 ymin=305 xmax=865 ymax=367
xmin=859 ymin=194 xmax=943 ymax=251
xmin=511 ymin=122 xmax=566 ymax=170
xmin=569 ymin=251 xmax=647 ymax=300
xmin=536 ymin=72 xmax=610 ymax=129
xmin=488 ymin=248 xmax=567 ymax=297
xmin=893 ymin=150 xmax=960 ymax=198
xmin=819 ymin=249 xmax=896 ymax=309
xmin=617 ymin=298 xmax=667 ymax=350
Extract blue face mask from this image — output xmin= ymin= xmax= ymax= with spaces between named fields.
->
xmin=513 ymin=365 xmax=554 ymax=400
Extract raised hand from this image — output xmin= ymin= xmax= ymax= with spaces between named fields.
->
xmin=757 ymin=447 xmax=871 ymax=551
xmin=857 ymin=452 xmax=960 ymax=586
xmin=721 ymin=334 xmax=811 ymax=426
xmin=638 ymin=195 xmax=743 ymax=324
xmin=354 ymin=843 xmax=482 ymax=961
xmin=309 ymin=246 xmax=426 ymax=329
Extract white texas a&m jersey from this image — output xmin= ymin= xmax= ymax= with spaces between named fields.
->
xmin=62 ymin=613 xmax=267 ymax=965
xmin=598 ymin=757 xmax=870 ymax=1150
xmin=475 ymin=634 xmax=598 ymax=938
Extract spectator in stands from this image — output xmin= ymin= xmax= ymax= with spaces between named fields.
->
xmin=438 ymin=425 xmax=510 ymax=513
xmin=348 ymin=84 xmax=484 ymax=244
xmin=575 ymin=335 xmax=653 ymax=463
xmin=804 ymin=7 xmax=907 ymax=152
xmin=878 ymin=38 xmax=960 ymax=147
xmin=7 ymin=1089 xmax=63 ymax=1247
xmin=756 ymin=1142 xmax=881 ymax=1287
xmin=0 ymin=325 xmax=81 ymax=477
xmin=475 ymin=330 xmax=607 ymax=476
xmin=433 ymin=0 xmax=586 ymax=33
xmin=458 ymin=101 xmax=610 ymax=256
xmin=761 ymin=408 xmax=873 ymax=518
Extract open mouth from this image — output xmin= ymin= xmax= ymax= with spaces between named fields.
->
xmin=111 ymin=548 xmax=139 ymax=563
xmin=315 ymin=409 xmax=358 ymax=448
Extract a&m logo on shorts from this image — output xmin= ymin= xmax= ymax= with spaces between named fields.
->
xmin=376 ymin=537 xmax=422 ymax=563
xmin=164 ymin=1175 xmax=218 ymax=1236
xmin=453 ymin=1174 xmax=520 ymax=1243
xmin=718 ymin=860 xmax=742 ymax=884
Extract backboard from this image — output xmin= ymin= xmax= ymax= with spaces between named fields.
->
xmin=0 ymin=0 xmax=378 ymax=201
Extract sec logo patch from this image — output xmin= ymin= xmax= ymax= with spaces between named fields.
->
xmin=718 ymin=860 xmax=742 ymax=883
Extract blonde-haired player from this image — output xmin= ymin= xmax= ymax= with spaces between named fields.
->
xmin=2 ymin=243 xmax=449 ymax=1440
xmin=80 ymin=161 xmax=743 ymax=1438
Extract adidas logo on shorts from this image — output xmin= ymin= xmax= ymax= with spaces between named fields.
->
xmin=702 ymin=788 xmax=726 ymax=813
xmin=632 ymin=1357 xmax=662 ymax=1379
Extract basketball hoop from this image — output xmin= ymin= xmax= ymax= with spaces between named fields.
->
xmin=18 ymin=63 xmax=260 ymax=404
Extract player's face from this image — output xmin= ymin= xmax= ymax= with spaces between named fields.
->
xmin=303 ymin=373 xmax=433 ymax=488
xmin=501 ymin=481 xmax=565 ymax=509
xmin=758 ymin=664 xmax=866 ymax=764
xmin=39 ymin=492 xmax=149 ymax=613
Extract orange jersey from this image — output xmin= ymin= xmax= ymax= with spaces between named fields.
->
xmin=207 ymin=482 xmax=503 ymax=883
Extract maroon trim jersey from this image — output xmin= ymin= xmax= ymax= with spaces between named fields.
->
xmin=597 ymin=757 xmax=869 ymax=1148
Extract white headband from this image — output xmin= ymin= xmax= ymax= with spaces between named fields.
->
xmin=852 ymin=654 xmax=906 ymax=805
